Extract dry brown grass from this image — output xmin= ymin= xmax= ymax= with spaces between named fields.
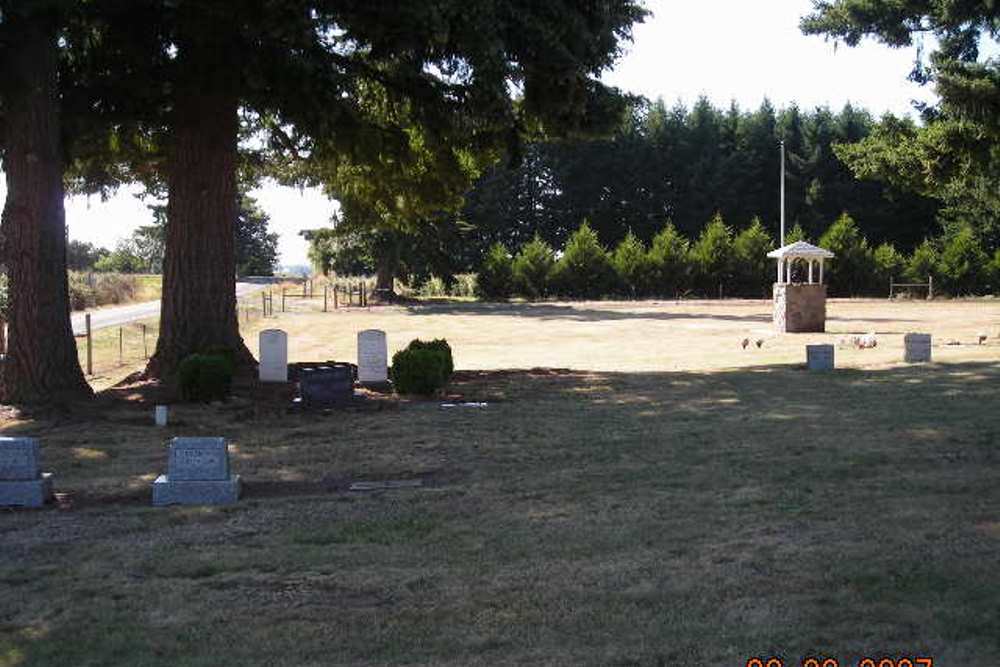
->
xmin=242 ymin=297 xmax=1000 ymax=373
xmin=2 ymin=298 xmax=998 ymax=665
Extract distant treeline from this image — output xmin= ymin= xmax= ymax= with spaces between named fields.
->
xmin=453 ymin=98 xmax=944 ymax=269
xmin=478 ymin=214 xmax=999 ymax=300
xmin=307 ymin=98 xmax=995 ymax=296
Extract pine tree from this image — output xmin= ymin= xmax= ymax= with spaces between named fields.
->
xmin=0 ymin=2 xmax=91 ymax=402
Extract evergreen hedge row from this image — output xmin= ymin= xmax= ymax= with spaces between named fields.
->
xmin=477 ymin=215 xmax=1000 ymax=300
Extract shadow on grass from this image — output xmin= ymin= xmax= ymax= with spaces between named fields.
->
xmin=401 ymin=300 xmax=924 ymax=327
xmin=1 ymin=360 xmax=999 ymax=665
xmin=405 ymin=300 xmax=774 ymax=323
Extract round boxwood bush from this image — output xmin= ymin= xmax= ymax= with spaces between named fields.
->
xmin=178 ymin=353 xmax=234 ymax=403
xmin=390 ymin=338 xmax=454 ymax=396
xmin=405 ymin=338 xmax=453 ymax=377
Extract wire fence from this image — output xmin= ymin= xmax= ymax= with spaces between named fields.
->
xmin=73 ymin=318 xmax=157 ymax=379
xmin=0 ymin=278 xmax=384 ymax=387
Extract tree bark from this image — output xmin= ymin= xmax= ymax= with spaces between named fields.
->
xmin=370 ymin=231 xmax=400 ymax=303
xmin=374 ymin=257 xmax=397 ymax=302
xmin=145 ymin=18 xmax=253 ymax=379
xmin=0 ymin=11 xmax=92 ymax=403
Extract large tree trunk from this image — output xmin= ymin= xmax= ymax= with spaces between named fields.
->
xmin=374 ymin=257 xmax=397 ymax=301
xmin=0 ymin=11 xmax=92 ymax=403
xmin=145 ymin=19 xmax=252 ymax=379
xmin=371 ymin=231 xmax=400 ymax=303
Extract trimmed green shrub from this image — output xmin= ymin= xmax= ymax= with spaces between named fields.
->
xmin=405 ymin=338 xmax=454 ymax=377
xmin=732 ymin=217 xmax=775 ymax=297
xmin=691 ymin=214 xmax=735 ymax=295
xmin=178 ymin=353 xmax=234 ymax=403
xmin=611 ymin=231 xmax=651 ymax=298
xmin=819 ymin=212 xmax=875 ymax=296
xmin=784 ymin=223 xmax=809 ymax=244
xmin=938 ymin=225 xmax=989 ymax=295
xmin=391 ymin=338 xmax=453 ymax=395
xmin=906 ymin=239 xmax=939 ymax=284
xmin=647 ymin=222 xmax=691 ymax=296
xmin=873 ymin=242 xmax=906 ymax=292
xmin=477 ymin=243 xmax=514 ymax=299
xmin=552 ymin=221 xmax=614 ymax=298
xmin=512 ymin=235 xmax=555 ymax=299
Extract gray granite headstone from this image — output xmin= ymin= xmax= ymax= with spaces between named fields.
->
xmin=904 ymin=333 xmax=932 ymax=363
xmin=806 ymin=344 xmax=835 ymax=371
xmin=152 ymin=437 xmax=240 ymax=506
xmin=168 ymin=437 xmax=230 ymax=481
xmin=0 ymin=437 xmax=53 ymax=508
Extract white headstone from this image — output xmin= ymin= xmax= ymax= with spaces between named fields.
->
xmin=259 ymin=329 xmax=288 ymax=382
xmin=154 ymin=405 xmax=168 ymax=427
xmin=904 ymin=333 xmax=932 ymax=363
xmin=806 ymin=344 xmax=835 ymax=371
xmin=357 ymin=329 xmax=388 ymax=383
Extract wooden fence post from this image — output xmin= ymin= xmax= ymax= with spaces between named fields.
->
xmin=118 ymin=327 xmax=123 ymax=365
xmin=142 ymin=324 xmax=148 ymax=359
xmin=85 ymin=313 xmax=93 ymax=376
xmin=323 ymin=285 xmax=328 ymax=312
xmin=928 ymin=275 xmax=934 ymax=300
xmin=889 ymin=276 xmax=894 ymax=299
xmin=282 ymin=288 xmax=286 ymax=313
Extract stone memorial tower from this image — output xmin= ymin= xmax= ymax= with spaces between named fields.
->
xmin=768 ymin=241 xmax=835 ymax=333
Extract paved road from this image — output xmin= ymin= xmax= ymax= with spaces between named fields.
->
xmin=71 ymin=282 xmax=266 ymax=335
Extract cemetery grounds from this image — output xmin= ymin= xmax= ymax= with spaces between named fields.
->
xmin=2 ymin=297 xmax=999 ymax=666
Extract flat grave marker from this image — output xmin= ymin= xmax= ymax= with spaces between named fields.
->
xmin=806 ymin=344 xmax=835 ymax=371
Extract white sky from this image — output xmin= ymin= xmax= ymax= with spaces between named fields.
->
xmin=0 ymin=0 xmax=936 ymax=267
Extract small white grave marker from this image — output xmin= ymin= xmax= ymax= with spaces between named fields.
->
xmin=154 ymin=405 xmax=168 ymax=427
xmin=259 ymin=329 xmax=288 ymax=382
xmin=357 ymin=329 xmax=388 ymax=383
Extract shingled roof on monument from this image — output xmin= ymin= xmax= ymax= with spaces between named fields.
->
xmin=767 ymin=241 xmax=835 ymax=259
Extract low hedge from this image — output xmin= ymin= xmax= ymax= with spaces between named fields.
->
xmin=391 ymin=338 xmax=453 ymax=396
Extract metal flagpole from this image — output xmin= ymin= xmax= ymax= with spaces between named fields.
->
xmin=780 ymin=140 xmax=786 ymax=247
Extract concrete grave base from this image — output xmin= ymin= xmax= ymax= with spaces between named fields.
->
xmin=774 ymin=283 xmax=827 ymax=333
xmin=0 ymin=472 xmax=53 ymax=508
xmin=152 ymin=474 xmax=241 ymax=506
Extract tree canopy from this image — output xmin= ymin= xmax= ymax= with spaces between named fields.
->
xmin=801 ymin=0 xmax=1000 ymax=243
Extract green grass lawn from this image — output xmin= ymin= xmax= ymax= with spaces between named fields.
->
xmin=2 ymin=360 xmax=998 ymax=665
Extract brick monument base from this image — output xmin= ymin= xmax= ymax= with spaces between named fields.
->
xmin=774 ymin=283 xmax=827 ymax=333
